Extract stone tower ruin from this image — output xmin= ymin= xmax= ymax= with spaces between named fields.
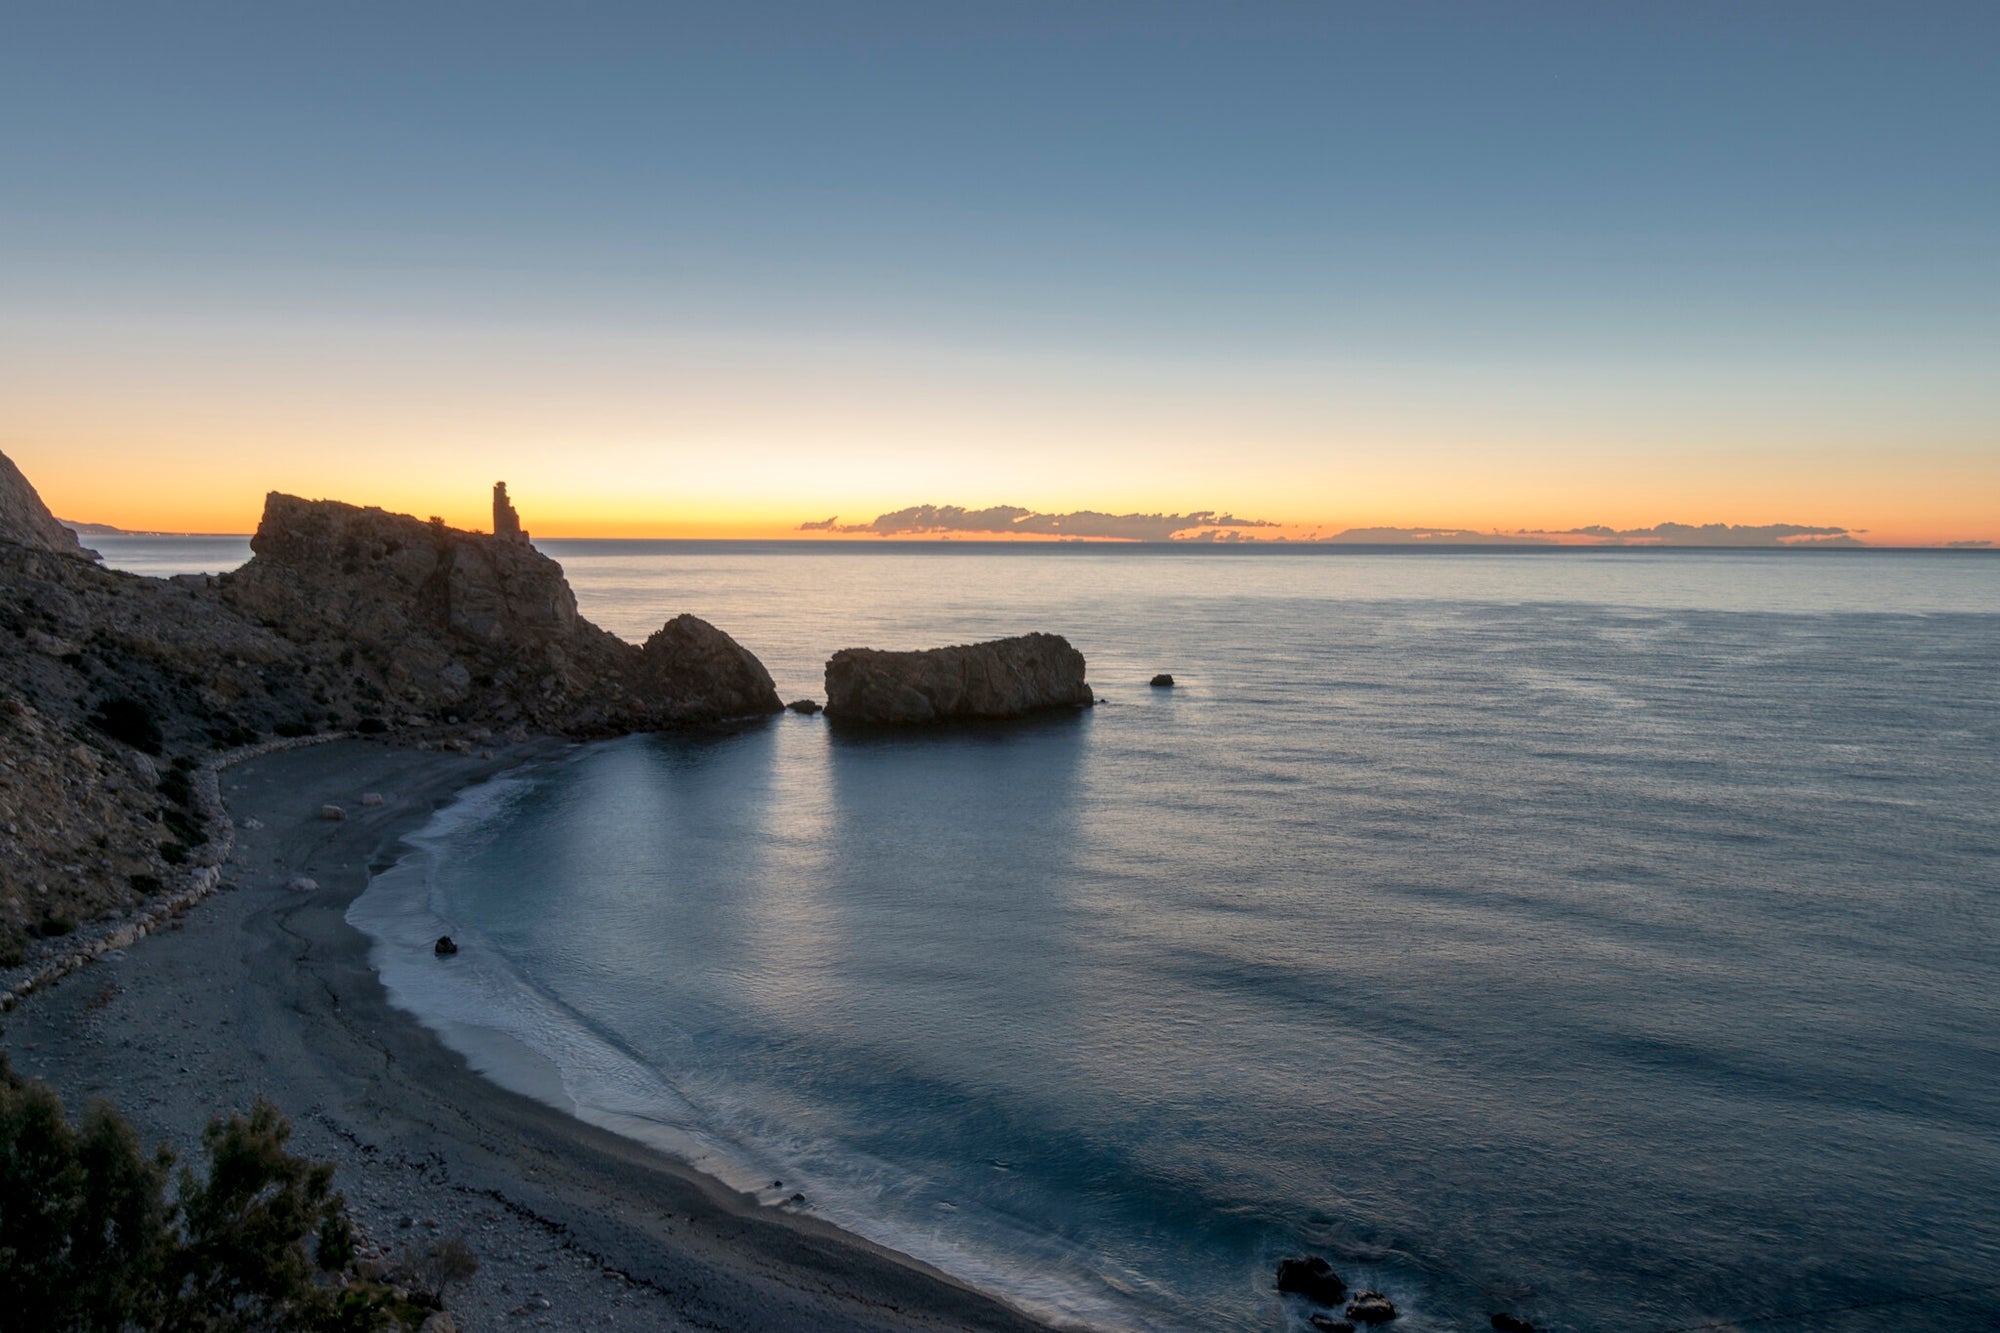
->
xmin=493 ymin=481 xmax=530 ymax=545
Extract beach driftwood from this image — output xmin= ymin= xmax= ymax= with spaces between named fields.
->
xmin=822 ymin=632 xmax=1094 ymax=725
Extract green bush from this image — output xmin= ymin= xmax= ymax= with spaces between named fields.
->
xmin=0 ymin=1057 xmax=401 ymax=1330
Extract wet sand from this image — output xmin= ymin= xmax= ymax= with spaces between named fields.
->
xmin=0 ymin=737 xmax=1051 ymax=1332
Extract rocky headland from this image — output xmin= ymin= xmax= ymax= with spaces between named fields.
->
xmin=822 ymin=632 xmax=1095 ymax=726
xmin=0 ymin=450 xmax=777 ymax=966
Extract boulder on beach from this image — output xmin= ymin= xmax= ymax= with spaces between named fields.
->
xmin=822 ymin=632 xmax=1094 ymax=726
xmin=1276 ymin=1255 xmax=1347 ymax=1306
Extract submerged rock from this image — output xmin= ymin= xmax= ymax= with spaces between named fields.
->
xmin=1309 ymin=1317 xmax=1356 ymax=1333
xmin=320 ymin=804 xmax=346 ymax=821
xmin=823 ymin=633 xmax=1094 ymax=726
xmin=434 ymin=935 xmax=459 ymax=956
xmin=1276 ymin=1256 xmax=1347 ymax=1306
xmin=1346 ymin=1291 xmax=1398 ymax=1324
xmin=1490 ymin=1315 xmax=1536 ymax=1333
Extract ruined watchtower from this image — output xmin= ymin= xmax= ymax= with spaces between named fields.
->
xmin=493 ymin=481 xmax=530 ymax=545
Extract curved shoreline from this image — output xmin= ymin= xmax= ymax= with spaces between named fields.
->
xmin=1 ymin=736 xmax=1054 ymax=1332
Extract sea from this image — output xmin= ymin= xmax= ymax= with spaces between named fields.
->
xmin=94 ymin=536 xmax=2000 ymax=1331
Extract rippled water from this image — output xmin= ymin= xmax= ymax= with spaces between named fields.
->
xmin=98 ymin=538 xmax=2000 ymax=1329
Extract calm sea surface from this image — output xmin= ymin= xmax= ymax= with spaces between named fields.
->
xmin=98 ymin=539 xmax=2000 ymax=1330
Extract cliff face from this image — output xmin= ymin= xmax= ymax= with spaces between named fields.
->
xmin=823 ymin=633 xmax=1095 ymax=725
xmin=222 ymin=493 xmax=780 ymax=733
xmin=0 ymin=471 xmax=780 ymax=965
xmin=0 ymin=450 xmax=95 ymax=560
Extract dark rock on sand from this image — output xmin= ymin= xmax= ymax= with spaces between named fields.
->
xmin=823 ymin=632 xmax=1094 ymax=726
xmin=787 ymin=699 xmax=822 ymax=715
xmin=1150 ymin=673 xmax=1175 ymax=687
xmin=1276 ymin=1255 xmax=1347 ymax=1305
xmin=434 ymin=935 xmax=459 ymax=956
xmin=1346 ymin=1290 xmax=1398 ymax=1324
xmin=1491 ymin=1315 xmax=1536 ymax=1333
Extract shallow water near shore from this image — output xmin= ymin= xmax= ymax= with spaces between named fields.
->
xmin=106 ymin=539 xmax=2000 ymax=1328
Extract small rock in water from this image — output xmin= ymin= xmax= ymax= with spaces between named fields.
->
xmin=1310 ymin=1317 xmax=1356 ymax=1333
xmin=434 ymin=935 xmax=459 ymax=956
xmin=286 ymin=876 xmax=318 ymax=893
xmin=360 ymin=792 xmax=384 ymax=807
xmin=1346 ymin=1291 xmax=1398 ymax=1324
xmin=1276 ymin=1255 xmax=1346 ymax=1305
xmin=1490 ymin=1316 xmax=1536 ymax=1333
xmin=1150 ymin=673 xmax=1176 ymax=687
xmin=320 ymin=804 xmax=346 ymax=821
xmin=786 ymin=699 xmax=822 ymax=715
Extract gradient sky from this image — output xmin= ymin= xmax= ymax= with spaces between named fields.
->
xmin=3 ymin=2 xmax=1996 ymax=542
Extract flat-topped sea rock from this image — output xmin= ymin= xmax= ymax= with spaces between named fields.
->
xmin=823 ymin=632 xmax=1094 ymax=726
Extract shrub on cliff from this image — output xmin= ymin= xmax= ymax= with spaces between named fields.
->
xmin=0 ymin=1056 xmax=402 ymax=1330
xmin=88 ymin=696 xmax=162 ymax=755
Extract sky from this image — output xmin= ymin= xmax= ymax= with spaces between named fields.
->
xmin=2 ymin=2 xmax=1995 ymax=544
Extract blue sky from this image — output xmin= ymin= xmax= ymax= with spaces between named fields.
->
xmin=3 ymin=2 xmax=1995 ymax=540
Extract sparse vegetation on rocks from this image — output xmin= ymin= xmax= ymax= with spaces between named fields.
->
xmin=0 ymin=1054 xmax=422 ymax=1330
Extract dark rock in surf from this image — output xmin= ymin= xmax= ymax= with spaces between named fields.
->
xmin=636 ymin=614 xmax=783 ymax=724
xmin=787 ymin=699 xmax=822 ymax=715
xmin=822 ymin=632 xmax=1094 ymax=726
xmin=434 ymin=935 xmax=458 ymax=956
xmin=1150 ymin=673 xmax=1175 ymax=687
xmin=1490 ymin=1315 xmax=1536 ymax=1333
xmin=1275 ymin=1255 xmax=1346 ymax=1305
xmin=1346 ymin=1290 xmax=1398 ymax=1324
xmin=1310 ymin=1317 xmax=1356 ymax=1333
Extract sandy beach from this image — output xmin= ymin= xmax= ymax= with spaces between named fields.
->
xmin=0 ymin=737 xmax=1050 ymax=1332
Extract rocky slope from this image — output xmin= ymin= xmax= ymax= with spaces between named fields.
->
xmin=823 ymin=633 xmax=1095 ymax=725
xmin=0 ymin=452 xmax=780 ymax=964
xmin=0 ymin=450 xmax=95 ymax=559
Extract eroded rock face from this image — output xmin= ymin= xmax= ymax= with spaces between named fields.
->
xmin=223 ymin=494 xmax=779 ymax=731
xmin=822 ymin=632 xmax=1094 ymax=725
xmin=638 ymin=614 xmax=782 ymax=723
xmin=0 ymin=448 xmax=95 ymax=559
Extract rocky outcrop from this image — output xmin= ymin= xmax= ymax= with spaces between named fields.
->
xmin=637 ymin=615 xmax=782 ymax=723
xmin=223 ymin=493 xmax=779 ymax=731
xmin=0 ymin=449 xmax=95 ymax=559
xmin=0 ymin=463 xmax=779 ymax=962
xmin=822 ymin=633 xmax=1094 ymax=725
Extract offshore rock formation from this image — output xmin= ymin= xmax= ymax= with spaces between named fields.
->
xmin=0 ymin=449 xmax=778 ymax=962
xmin=0 ymin=449 xmax=95 ymax=560
xmin=823 ymin=632 xmax=1094 ymax=725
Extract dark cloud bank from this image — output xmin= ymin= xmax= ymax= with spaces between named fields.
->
xmin=802 ymin=508 xmax=1889 ymax=547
